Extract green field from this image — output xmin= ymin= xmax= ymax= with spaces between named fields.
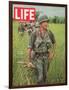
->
xmin=12 ymin=21 xmax=66 ymax=86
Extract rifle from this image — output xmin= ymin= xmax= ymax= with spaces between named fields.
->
xmin=17 ymin=61 xmax=35 ymax=68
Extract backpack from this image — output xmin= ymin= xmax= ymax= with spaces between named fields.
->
xmin=48 ymin=30 xmax=55 ymax=44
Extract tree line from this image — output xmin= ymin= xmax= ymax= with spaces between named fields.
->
xmin=36 ymin=11 xmax=65 ymax=24
xmin=48 ymin=16 xmax=65 ymax=24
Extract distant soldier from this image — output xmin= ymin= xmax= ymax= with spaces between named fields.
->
xmin=18 ymin=22 xmax=24 ymax=32
xmin=28 ymin=15 xmax=56 ymax=84
xmin=35 ymin=22 xmax=40 ymax=31
xmin=27 ymin=22 xmax=38 ymax=36
xmin=27 ymin=24 xmax=32 ymax=36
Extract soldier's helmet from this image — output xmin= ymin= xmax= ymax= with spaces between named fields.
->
xmin=27 ymin=24 xmax=31 ymax=29
xmin=35 ymin=22 xmax=40 ymax=28
xmin=38 ymin=15 xmax=49 ymax=24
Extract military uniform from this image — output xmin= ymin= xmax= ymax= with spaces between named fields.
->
xmin=27 ymin=24 xmax=32 ymax=35
xmin=28 ymin=15 xmax=56 ymax=84
xmin=18 ymin=23 xmax=25 ymax=32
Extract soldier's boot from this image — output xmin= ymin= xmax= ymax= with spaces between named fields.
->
xmin=43 ymin=59 xmax=49 ymax=84
xmin=37 ymin=72 xmax=43 ymax=84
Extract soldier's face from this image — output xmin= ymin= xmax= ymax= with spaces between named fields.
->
xmin=40 ymin=21 xmax=48 ymax=30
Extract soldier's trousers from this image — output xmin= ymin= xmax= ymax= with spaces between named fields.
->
xmin=32 ymin=54 xmax=49 ymax=85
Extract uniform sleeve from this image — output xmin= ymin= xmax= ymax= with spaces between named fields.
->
xmin=49 ymin=30 xmax=56 ymax=44
xmin=28 ymin=31 xmax=36 ymax=49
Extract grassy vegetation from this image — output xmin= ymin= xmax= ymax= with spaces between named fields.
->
xmin=12 ymin=21 xmax=66 ymax=86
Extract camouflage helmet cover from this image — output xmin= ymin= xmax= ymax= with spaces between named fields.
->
xmin=38 ymin=15 xmax=49 ymax=24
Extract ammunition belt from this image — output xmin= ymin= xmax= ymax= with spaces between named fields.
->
xmin=35 ymin=52 xmax=48 ymax=56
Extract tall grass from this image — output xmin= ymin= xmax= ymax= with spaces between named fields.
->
xmin=12 ymin=21 xmax=66 ymax=86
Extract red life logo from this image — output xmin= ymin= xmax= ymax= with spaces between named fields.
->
xmin=13 ymin=7 xmax=36 ymax=21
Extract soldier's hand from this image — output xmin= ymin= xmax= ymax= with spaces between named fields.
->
xmin=28 ymin=62 xmax=35 ymax=68
xmin=48 ymin=51 xmax=54 ymax=60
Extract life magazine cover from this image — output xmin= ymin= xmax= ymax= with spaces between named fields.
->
xmin=9 ymin=1 xmax=67 ymax=88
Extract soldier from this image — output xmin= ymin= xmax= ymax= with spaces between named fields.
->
xmin=35 ymin=22 xmax=40 ymax=31
xmin=27 ymin=24 xmax=32 ymax=36
xmin=28 ymin=15 xmax=56 ymax=85
xmin=18 ymin=22 xmax=25 ymax=36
